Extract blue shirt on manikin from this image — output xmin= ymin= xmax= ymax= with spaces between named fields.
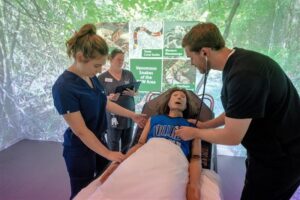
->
xmin=147 ymin=115 xmax=193 ymax=158
xmin=52 ymin=70 xmax=107 ymax=149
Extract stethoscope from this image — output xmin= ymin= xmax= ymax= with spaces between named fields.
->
xmin=194 ymin=56 xmax=209 ymax=127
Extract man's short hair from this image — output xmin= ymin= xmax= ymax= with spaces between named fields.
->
xmin=182 ymin=22 xmax=225 ymax=52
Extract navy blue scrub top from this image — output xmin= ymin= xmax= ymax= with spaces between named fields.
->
xmin=52 ymin=70 xmax=107 ymax=148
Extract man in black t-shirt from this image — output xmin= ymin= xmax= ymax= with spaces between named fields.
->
xmin=175 ymin=22 xmax=300 ymax=200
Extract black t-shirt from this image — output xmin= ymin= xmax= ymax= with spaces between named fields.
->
xmin=221 ymin=48 xmax=300 ymax=167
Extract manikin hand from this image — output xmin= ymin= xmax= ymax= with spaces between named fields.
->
xmin=187 ymin=182 xmax=201 ymax=200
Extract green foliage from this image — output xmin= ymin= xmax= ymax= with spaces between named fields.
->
xmin=0 ymin=0 xmax=300 ymax=149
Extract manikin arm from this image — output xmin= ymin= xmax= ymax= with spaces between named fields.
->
xmin=99 ymin=119 xmax=151 ymax=184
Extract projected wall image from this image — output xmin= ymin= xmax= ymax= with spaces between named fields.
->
xmin=1 ymin=0 xmax=299 ymax=158
xmin=129 ymin=21 xmax=163 ymax=58
xmin=120 ymin=21 xmax=197 ymax=93
xmin=163 ymin=59 xmax=196 ymax=91
xmin=96 ymin=22 xmax=129 ymax=72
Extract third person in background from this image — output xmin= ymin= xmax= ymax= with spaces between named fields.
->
xmin=98 ymin=48 xmax=137 ymax=153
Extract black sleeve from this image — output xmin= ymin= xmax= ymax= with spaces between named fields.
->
xmin=225 ymin=71 xmax=269 ymax=119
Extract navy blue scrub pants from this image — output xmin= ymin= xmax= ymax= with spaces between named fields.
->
xmin=63 ymin=142 xmax=110 ymax=199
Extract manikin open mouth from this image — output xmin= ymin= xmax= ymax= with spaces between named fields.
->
xmin=175 ymin=101 xmax=182 ymax=105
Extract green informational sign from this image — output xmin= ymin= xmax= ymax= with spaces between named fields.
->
xmin=130 ymin=59 xmax=162 ymax=92
xmin=101 ymin=21 xmax=198 ymax=93
xmin=163 ymin=48 xmax=184 ymax=57
xmin=142 ymin=49 xmax=162 ymax=57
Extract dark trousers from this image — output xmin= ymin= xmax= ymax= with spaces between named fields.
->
xmin=107 ymin=126 xmax=133 ymax=153
xmin=241 ymin=158 xmax=300 ymax=200
xmin=63 ymin=145 xmax=110 ymax=200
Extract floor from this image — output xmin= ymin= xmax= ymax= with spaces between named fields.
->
xmin=217 ymin=155 xmax=246 ymax=200
xmin=0 ymin=139 xmax=247 ymax=200
xmin=0 ymin=140 xmax=69 ymax=200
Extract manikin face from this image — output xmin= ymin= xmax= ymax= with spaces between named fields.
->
xmin=110 ymin=53 xmax=124 ymax=69
xmin=168 ymin=91 xmax=187 ymax=112
xmin=185 ymin=46 xmax=207 ymax=74
xmin=77 ymin=54 xmax=107 ymax=77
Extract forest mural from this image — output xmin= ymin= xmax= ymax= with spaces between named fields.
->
xmin=0 ymin=0 xmax=299 ymax=156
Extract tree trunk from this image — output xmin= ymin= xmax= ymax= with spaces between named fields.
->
xmin=268 ymin=0 xmax=279 ymax=53
xmin=223 ymin=0 xmax=240 ymax=40
xmin=0 ymin=0 xmax=21 ymax=133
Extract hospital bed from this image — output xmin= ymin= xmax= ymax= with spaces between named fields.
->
xmin=75 ymin=89 xmax=222 ymax=200
xmin=132 ymin=90 xmax=217 ymax=171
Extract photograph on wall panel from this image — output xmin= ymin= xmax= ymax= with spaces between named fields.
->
xmin=163 ymin=21 xmax=198 ymax=58
xmin=162 ymin=59 xmax=196 ymax=91
xmin=129 ymin=21 xmax=163 ymax=58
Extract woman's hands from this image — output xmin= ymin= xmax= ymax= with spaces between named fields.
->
xmin=131 ymin=113 xmax=147 ymax=128
xmin=106 ymin=151 xmax=125 ymax=163
xmin=122 ymin=88 xmax=135 ymax=96
xmin=107 ymin=88 xmax=135 ymax=102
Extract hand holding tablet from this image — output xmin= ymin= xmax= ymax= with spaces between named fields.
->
xmin=114 ymin=81 xmax=141 ymax=94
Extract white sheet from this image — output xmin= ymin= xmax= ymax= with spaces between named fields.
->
xmin=75 ymin=138 xmax=222 ymax=200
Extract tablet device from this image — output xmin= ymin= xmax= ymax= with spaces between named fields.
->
xmin=115 ymin=81 xmax=141 ymax=93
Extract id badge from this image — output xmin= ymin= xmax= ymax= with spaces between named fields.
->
xmin=111 ymin=114 xmax=118 ymax=128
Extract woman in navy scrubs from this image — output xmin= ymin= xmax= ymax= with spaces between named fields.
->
xmin=52 ymin=24 xmax=145 ymax=199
